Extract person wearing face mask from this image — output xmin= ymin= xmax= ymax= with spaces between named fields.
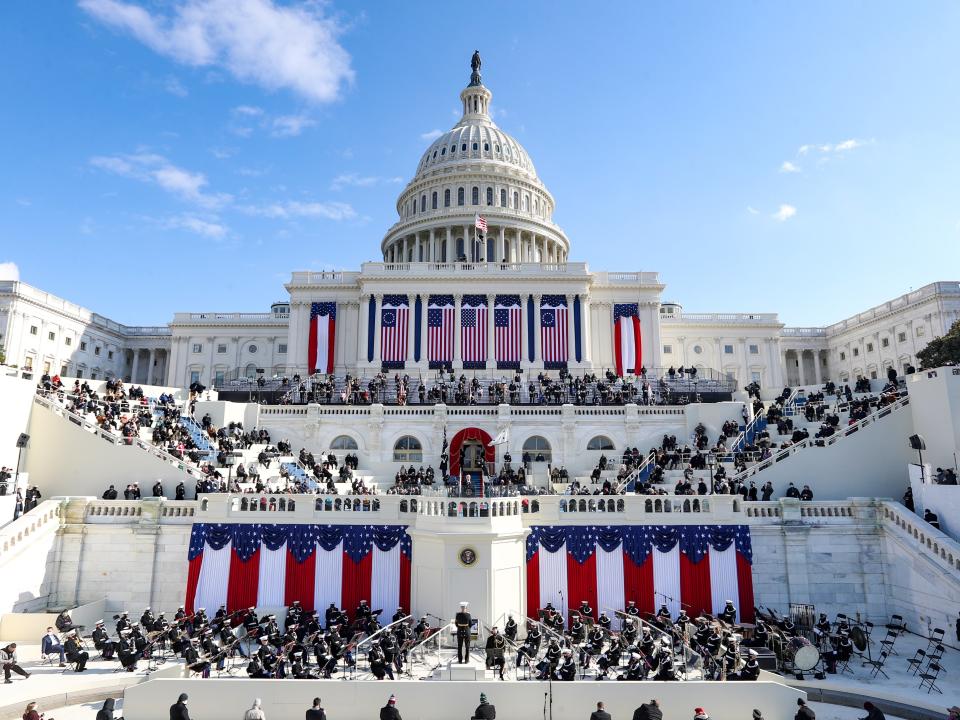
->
xmin=40 ymin=627 xmax=66 ymax=666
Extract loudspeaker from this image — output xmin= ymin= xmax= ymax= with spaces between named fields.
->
xmin=742 ymin=647 xmax=777 ymax=671
xmin=15 ymin=433 xmax=30 ymax=448
xmin=908 ymin=434 xmax=926 ymax=451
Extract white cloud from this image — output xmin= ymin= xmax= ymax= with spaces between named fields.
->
xmin=780 ymin=161 xmax=800 ymax=173
xmin=165 ymin=214 xmax=228 ymax=238
xmin=271 ymin=113 xmax=315 ymax=137
xmin=210 ymin=146 xmax=236 ymax=159
xmin=241 ymin=200 xmax=356 ymax=221
xmin=232 ymin=105 xmax=263 ymax=116
xmin=15 ymin=197 xmax=32 ymax=207
xmin=90 ymin=152 xmax=232 ymax=208
xmin=746 ymin=206 xmax=760 ymax=215
xmin=834 ymin=138 xmax=862 ymax=152
xmin=797 ymin=138 xmax=868 ymax=156
xmin=773 ymin=204 xmax=797 ymax=222
xmin=79 ymin=0 xmax=353 ymax=103
xmin=0 ymin=261 xmax=20 ymax=281
xmin=164 ymin=75 xmax=188 ymax=97
xmin=420 ymin=129 xmax=443 ymax=142
xmin=330 ymin=173 xmax=402 ymax=191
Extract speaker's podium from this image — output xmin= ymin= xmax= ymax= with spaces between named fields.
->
xmin=445 ymin=656 xmax=486 ymax=680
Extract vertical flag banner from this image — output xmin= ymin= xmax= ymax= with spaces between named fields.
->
xmin=494 ymin=295 xmax=522 ymax=370
xmin=185 ymin=523 xmax=412 ymax=617
xmin=307 ymin=302 xmax=337 ymax=375
xmin=525 ymin=524 xmax=753 ymax=623
xmin=427 ymin=295 xmax=455 ymax=369
xmin=380 ymin=294 xmax=409 ymax=369
xmin=540 ymin=295 xmax=569 ymax=369
xmin=461 ymin=294 xmax=488 ymax=369
xmin=613 ymin=303 xmax=642 ymax=377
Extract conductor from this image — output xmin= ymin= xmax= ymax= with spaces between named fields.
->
xmin=455 ymin=602 xmax=472 ymax=664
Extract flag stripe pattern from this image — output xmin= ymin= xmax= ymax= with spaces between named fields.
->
xmin=461 ymin=294 xmax=487 ymax=369
xmin=540 ymin=295 xmax=569 ymax=369
xmin=525 ymin=524 xmax=753 ymax=626
xmin=613 ymin=303 xmax=642 ymax=377
xmin=307 ymin=302 xmax=337 ymax=375
xmin=185 ymin=523 xmax=412 ymax=616
xmin=427 ymin=295 xmax=455 ymax=369
xmin=380 ymin=294 xmax=409 ymax=369
xmin=494 ymin=294 xmax=522 ymax=370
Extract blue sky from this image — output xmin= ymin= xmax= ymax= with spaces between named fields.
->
xmin=1 ymin=1 xmax=958 ymax=326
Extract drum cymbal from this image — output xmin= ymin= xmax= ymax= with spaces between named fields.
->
xmin=850 ymin=626 xmax=868 ymax=652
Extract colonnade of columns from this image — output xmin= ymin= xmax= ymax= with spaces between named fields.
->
xmin=358 ymin=291 xmax=588 ymax=369
xmin=785 ymin=348 xmax=827 ymax=386
xmin=384 ymin=225 xmax=568 ymax=264
xmin=127 ymin=348 xmax=167 ymax=385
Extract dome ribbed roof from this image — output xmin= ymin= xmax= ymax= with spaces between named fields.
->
xmin=415 ymin=122 xmax=536 ymax=179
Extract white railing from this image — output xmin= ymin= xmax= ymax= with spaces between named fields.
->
xmin=661 ymin=312 xmax=779 ymax=323
xmin=0 ymin=499 xmax=62 ymax=557
xmin=360 ymin=261 xmax=590 ymax=277
xmin=879 ymin=501 xmax=960 ymax=572
xmin=173 ymin=312 xmax=289 ymax=322
xmin=782 ymin=327 xmax=828 ymax=337
xmin=728 ymin=395 xmax=911 ymax=484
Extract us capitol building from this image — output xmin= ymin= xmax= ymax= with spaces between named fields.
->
xmin=1 ymin=56 xmax=959 ymax=391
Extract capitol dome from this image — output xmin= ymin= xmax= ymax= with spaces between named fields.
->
xmin=381 ymin=53 xmax=569 ymax=265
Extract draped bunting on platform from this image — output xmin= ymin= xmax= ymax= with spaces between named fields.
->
xmin=540 ymin=295 xmax=569 ymax=369
xmin=307 ymin=302 xmax=337 ymax=375
xmin=380 ymin=295 xmax=409 ymax=369
xmin=427 ymin=295 xmax=455 ymax=369
xmin=525 ymin=525 xmax=753 ymax=625
xmin=185 ymin=524 xmax=412 ymax=616
xmin=494 ymin=294 xmax=522 ymax=370
xmin=613 ymin=303 xmax=641 ymax=377
xmin=461 ymin=294 xmax=488 ymax=369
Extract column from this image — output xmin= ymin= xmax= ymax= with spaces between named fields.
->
xmin=429 ymin=228 xmax=435 ymax=263
xmin=420 ymin=295 xmax=430 ymax=369
xmin=813 ymin=349 xmax=822 ymax=385
xmin=566 ymin=294 xmax=576 ymax=366
xmin=407 ymin=296 xmax=416 ymax=364
xmin=131 ymin=350 xmax=140 ymax=384
xmin=463 ymin=224 xmax=469 ymax=261
xmin=498 ymin=226 xmax=506 ymax=263
xmin=206 ymin=337 xmax=215 ymax=386
xmin=402 ymin=237 xmax=408 ymax=263
xmin=453 ymin=294 xmax=463 ymax=367
xmin=519 ymin=293 xmax=528 ymax=368
xmin=486 ymin=294 xmax=495 ymax=365
xmin=533 ymin=293 xmax=542 ymax=365
xmin=358 ymin=294 xmax=370 ymax=366
xmin=445 ymin=227 xmax=452 ymax=263
xmin=582 ymin=295 xmax=593 ymax=366
xmin=148 ymin=349 xmax=155 ymax=385
xmin=372 ymin=294 xmax=382 ymax=365
xmin=738 ymin=338 xmax=748 ymax=383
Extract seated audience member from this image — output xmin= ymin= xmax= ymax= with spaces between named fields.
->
xmin=41 ymin=626 xmax=66 ymax=665
xmin=2 ymin=643 xmax=29 ymax=683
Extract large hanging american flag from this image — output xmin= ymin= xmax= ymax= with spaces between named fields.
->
xmin=185 ymin=523 xmax=412 ymax=617
xmin=461 ymin=294 xmax=488 ymax=369
xmin=380 ymin=295 xmax=409 ymax=369
xmin=613 ymin=303 xmax=642 ymax=377
xmin=540 ymin=295 xmax=569 ymax=369
xmin=427 ymin=295 xmax=454 ymax=369
xmin=307 ymin=302 xmax=336 ymax=375
xmin=526 ymin=524 xmax=753 ymax=627
xmin=494 ymin=294 xmax=522 ymax=370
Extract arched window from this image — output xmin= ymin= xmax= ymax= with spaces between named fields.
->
xmin=472 ymin=186 xmax=479 ymax=205
xmin=523 ymin=436 xmax=552 ymax=463
xmin=432 ymin=191 xmax=438 ymax=210
xmin=486 ymin=187 xmax=494 ymax=206
xmin=513 ymin=191 xmax=519 ymax=208
xmin=444 ymin=189 xmax=451 ymax=207
xmin=331 ymin=435 xmax=358 ymax=450
xmin=393 ymin=436 xmax=423 ymax=463
xmin=244 ymin=363 xmax=257 ymax=379
xmin=500 ymin=189 xmax=507 ymax=207
xmin=472 ymin=142 xmax=478 ymax=151
xmin=587 ymin=435 xmax=615 ymax=451
xmin=451 ymin=144 xmax=457 ymax=153
xmin=412 ymin=198 xmax=416 ymax=215
xmin=484 ymin=142 xmax=490 ymax=152
xmin=421 ymin=194 xmax=427 ymax=212
xmin=458 ymin=187 xmax=465 ymax=206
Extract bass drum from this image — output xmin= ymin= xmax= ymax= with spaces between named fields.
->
xmin=786 ymin=636 xmax=820 ymax=672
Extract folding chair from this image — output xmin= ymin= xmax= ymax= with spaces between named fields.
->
xmin=864 ymin=650 xmax=889 ymax=679
xmin=925 ymin=628 xmax=945 ymax=653
xmin=906 ymin=649 xmax=926 ymax=676
xmin=885 ymin=614 xmax=906 ymax=636
xmin=919 ymin=661 xmax=944 ymax=694
xmin=879 ymin=630 xmax=899 ymax=656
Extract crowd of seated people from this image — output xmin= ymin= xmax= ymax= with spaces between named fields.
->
xmin=386 ymin=465 xmax=437 ymax=494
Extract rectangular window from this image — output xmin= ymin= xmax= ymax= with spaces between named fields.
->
xmin=870 ymin=371 xmax=877 ymax=379
xmin=724 ymin=344 xmax=734 ymax=354
xmin=48 ymin=331 xmax=55 ymax=341
xmin=94 ymin=346 xmax=101 ymax=356
xmin=108 ymin=350 xmax=114 ymax=360
xmin=190 ymin=370 xmax=201 ymax=384
xmin=881 ymin=338 xmax=889 ymax=348
xmin=663 ymin=345 xmax=672 ymax=354
xmin=866 ymin=342 xmax=874 ymax=352
xmin=749 ymin=344 xmax=759 ymax=354
xmin=751 ymin=372 xmax=762 ymax=384
xmin=76 ymin=369 xmax=83 ymax=378
xmin=840 ymin=351 xmax=846 ymax=361
xmin=897 ymin=332 xmax=906 ymax=342
xmin=65 ymin=337 xmax=72 ymax=346
xmin=43 ymin=361 xmax=51 ymax=374
xmin=193 ymin=343 xmax=203 ymax=353
xmin=80 ymin=341 xmax=87 ymax=351
xmin=30 ymin=325 xmax=38 ymax=335
xmin=916 ymin=326 xmax=925 ymax=337
xmin=24 ymin=356 xmax=33 ymax=370
xmin=278 ymin=343 xmax=287 ymax=354
xmin=61 ymin=365 xmax=68 ymax=376
xmin=217 ymin=344 xmax=227 ymax=354
xmin=214 ymin=370 xmax=225 ymax=385
xmin=853 ymin=348 xmax=859 ymax=357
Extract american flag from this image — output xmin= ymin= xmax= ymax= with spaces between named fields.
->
xmin=494 ymin=294 xmax=522 ymax=369
xmin=427 ymin=295 xmax=454 ymax=368
xmin=540 ymin=295 xmax=568 ymax=368
xmin=461 ymin=295 xmax=487 ymax=368
xmin=474 ymin=213 xmax=487 ymax=233
xmin=380 ymin=295 xmax=409 ymax=367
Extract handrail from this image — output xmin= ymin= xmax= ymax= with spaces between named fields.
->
xmin=614 ymin=452 xmax=655 ymax=494
xmin=356 ymin=614 xmax=413 ymax=656
xmin=728 ymin=395 xmax=911 ymax=485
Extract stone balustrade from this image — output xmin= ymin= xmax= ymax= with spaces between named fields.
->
xmin=0 ymin=500 xmax=62 ymax=557
xmin=880 ymin=500 xmax=960 ymax=572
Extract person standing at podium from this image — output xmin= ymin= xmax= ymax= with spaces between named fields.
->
xmin=455 ymin=602 xmax=472 ymax=663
